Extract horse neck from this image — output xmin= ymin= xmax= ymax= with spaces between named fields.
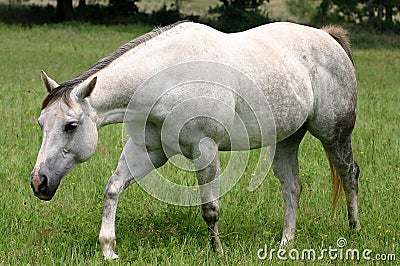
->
xmin=88 ymin=29 xmax=185 ymax=128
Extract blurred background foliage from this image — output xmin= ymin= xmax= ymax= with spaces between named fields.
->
xmin=1 ymin=0 xmax=399 ymax=44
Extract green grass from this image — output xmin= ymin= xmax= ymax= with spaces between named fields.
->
xmin=0 ymin=23 xmax=399 ymax=265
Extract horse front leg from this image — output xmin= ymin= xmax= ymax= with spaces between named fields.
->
xmin=99 ymin=156 xmax=125 ymax=260
xmin=99 ymin=139 xmax=167 ymax=260
xmin=99 ymin=153 xmax=132 ymax=260
xmin=192 ymin=138 xmax=223 ymax=253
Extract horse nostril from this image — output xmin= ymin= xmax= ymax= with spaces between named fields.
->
xmin=38 ymin=174 xmax=48 ymax=192
xmin=40 ymin=174 xmax=47 ymax=183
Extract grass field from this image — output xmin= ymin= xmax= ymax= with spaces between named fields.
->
xmin=0 ymin=23 xmax=399 ymax=265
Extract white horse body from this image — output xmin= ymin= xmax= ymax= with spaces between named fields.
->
xmin=90 ymin=22 xmax=352 ymax=145
xmin=31 ymin=22 xmax=359 ymax=260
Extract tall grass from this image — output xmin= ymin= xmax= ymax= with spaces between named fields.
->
xmin=0 ymin=23 xmax=398 ymax=265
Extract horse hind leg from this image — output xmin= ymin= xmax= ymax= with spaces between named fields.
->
xmin=306 ymin=53 xmax=359 ymax=231
xmin=272 ymin=127 xmax=307 ymax=246
xmin=307 ymin=109 xmax=360 ymax=231
xmin=323 ymin=137 xmax=360 ymax=230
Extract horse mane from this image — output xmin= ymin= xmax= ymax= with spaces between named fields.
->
xmin=41 ymin=20 xmax=188 ymax=110
xmin=322 ymin=25 xmax=354 ymax=66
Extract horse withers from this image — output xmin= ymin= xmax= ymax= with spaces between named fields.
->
xmin=31 ymin=21 xmax=360 ymax=259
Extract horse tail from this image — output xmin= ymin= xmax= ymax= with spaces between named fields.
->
xmin=322 ymin=25 xmax=354 ymax=66
xmin=324 ymin=148 xmax=343 ymax=218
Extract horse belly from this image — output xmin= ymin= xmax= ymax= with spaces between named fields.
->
xmin=216 ymin=69 xmax=313 ymax=151
xmin=217 ymin=105 xmax=307 ymax=151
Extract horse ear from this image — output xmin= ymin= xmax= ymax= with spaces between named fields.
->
xmin=41 ymin=70 xmax=59 ymax=93
xmin=76 ymin=76 xmax=97 ymax=99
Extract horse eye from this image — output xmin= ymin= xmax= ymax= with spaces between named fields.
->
xmin=65 ymin=122 xmax=78 ymax=132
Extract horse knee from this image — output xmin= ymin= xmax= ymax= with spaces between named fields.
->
xmin=104 ymin=176 xmax=124 ymax=200
xmin=201 ymin=202 xmax=220 ymax=224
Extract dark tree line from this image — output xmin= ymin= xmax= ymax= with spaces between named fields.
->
xmin=56 ymin=0 xmax=73 ymax=21
xmin=41 ymin=0 xmax=400 ymax=32
xmin=364 ymin=0 xmax=399 ymax=23
xmin=317 ymin=0 xmax=400 ymax=28
xmin=55 ymin=0 xmax=269 ymax=22
xmin=52 ymin=0 xmax=271 ymax=32
xmin=209 ymin=0 xmax=272 ymax=32
xmin=55 ymin=0 xmax=139 ymax=21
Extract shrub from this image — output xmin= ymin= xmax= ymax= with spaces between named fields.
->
xmin=207 ymin=0 xmax=273 ymax=32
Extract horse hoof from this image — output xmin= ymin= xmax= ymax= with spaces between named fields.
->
xmin=279 ymin=236 xmax=294 ymax=247
xmin=104 ymin=252 xmax=119 ymax=260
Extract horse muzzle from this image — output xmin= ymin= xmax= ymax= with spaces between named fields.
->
xmin=30 ymin=167 xmax=59 ymax=201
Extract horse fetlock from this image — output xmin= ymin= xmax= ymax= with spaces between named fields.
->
xmin=280 ymin=228 xmax=296 ymax=247
xmin=349 ymin=219 xmax=361 ymax=231
xmin=281 ymin=225 xmax=296 ymax=245
xmin=99 ymin=234 xmax=118 ymax=259
xmin=280 ymin=235 xmax=293 ymax=247
xmin=99 ymin=234 xmax=116 ymax=248
xmin=201 ymin=203 xmax=220 ymax=223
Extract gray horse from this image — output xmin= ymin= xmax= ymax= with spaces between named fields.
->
xmin=31 ymin=21 xmax=360 ymax=259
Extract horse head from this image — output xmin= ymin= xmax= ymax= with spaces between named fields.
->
xmin=31 ymin=71 xmax=98 ymax=200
